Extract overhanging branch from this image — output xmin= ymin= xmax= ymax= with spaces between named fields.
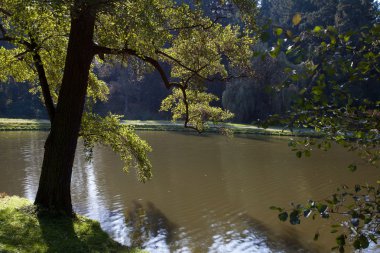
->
xmin=167 ymin=16 xmax=225 ymax=31
xmin=94 ymin=44 xmax=205 ymax=132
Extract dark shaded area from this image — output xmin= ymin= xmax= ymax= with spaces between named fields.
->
xmin=36 ymin=210 xmax=86 ymax=253
xmin=0 ymin=81 xmax=47 ymax=119
xmin=93 ymin=64 xmax=170 ymax=120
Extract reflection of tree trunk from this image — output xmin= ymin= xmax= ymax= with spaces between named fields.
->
xmin=34 ymin=7 xmax=96 ymax=215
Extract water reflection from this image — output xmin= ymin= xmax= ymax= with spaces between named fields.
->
xmin=125 ymin=201 xmax=178 ymax=251
xmin=0 ymin=131 xmax=378 ymax=252
xmin=20 ymin=133 xmax=43 ymax=200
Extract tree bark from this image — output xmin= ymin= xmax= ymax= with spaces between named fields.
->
xmin=34 ymin=5 xmax=96 ymax=215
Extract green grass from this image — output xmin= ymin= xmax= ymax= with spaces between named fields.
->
xmin=0 ymin=118 xmax=50 ymax=131
xmin=0 ymin=195 xmax=144 ymax=253
xmin=0 ymin=118 xmax=319 ymax=137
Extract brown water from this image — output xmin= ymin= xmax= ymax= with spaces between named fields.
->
xmin=0 ymin=131 xmax=378 ymax=252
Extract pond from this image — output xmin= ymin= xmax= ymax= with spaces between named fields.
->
xmin=0 ymin=131 xmax=378 ymax=252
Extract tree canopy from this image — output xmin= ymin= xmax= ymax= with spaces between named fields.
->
xmin=0 ymin=0 xmax=257 ymax=214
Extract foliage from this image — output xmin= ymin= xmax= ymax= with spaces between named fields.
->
xmin=0 ymin=0 xmax=256 ymax=182
xmin=268 ymin=8 xmax=380 ymax=251
xmin=272 ymin=184 xmax=380 ymax=252
xmin=80 ymin=113 xmax=152 ymax=182
xmin=280 ymin=24 xmax=380 ymax=168
xmin=160 ymin=88 xmax=234 ymax=132
xmin=0 ymin=195 xmax=141 ymax=252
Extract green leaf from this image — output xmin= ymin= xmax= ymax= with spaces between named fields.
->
xmin=353 ymin=235 xmax=369 ymax=249
xmin=313 ymin=26 xmax=322 ymax=33
xmin=336 ymin=234 xmax=346 ymax=247
xmin=278 ymin=212 xmax=288 ymax=222
xmin=348 ymin=164 xmax=357 ymax=172
xmin=296 ymin=151 xmax=302 ymax=158
xmin=317 ymin=204 xmax=328 ymax=214
xmin=270 ymin=206 xmax=283 ymax=212
xmin=275 ymin=28 xmax=283 ymax=36
xmin=292 ymin=13 xmax=302 ymax=26
xmin=289 ymin=210 xmax=300 ymax=225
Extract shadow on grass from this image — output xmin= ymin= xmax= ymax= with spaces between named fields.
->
xmin=37 ymin=211 xmax=88 ymax=252
xmin=37 ymin=209 xmax=127 ymax=253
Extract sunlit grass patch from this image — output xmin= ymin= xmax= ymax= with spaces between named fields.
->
xmin=0 ymin=118 xmax=50 ymax=131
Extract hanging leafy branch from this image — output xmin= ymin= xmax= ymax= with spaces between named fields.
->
xmin=271 ymin=184 xmax=379 ymax=252
xmin=268 ymin=12 xmax=380 ymax=251
xmin=80 ymin=113 xmax=152 ymax=182
xmin=270 ymin=23 xmax=380 ymax=169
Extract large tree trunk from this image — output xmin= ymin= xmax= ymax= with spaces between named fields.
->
xmin=34 ymin=6 xmax=96 ymax=215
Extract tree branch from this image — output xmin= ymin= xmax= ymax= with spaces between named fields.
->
xmin=156 ymin=50 xmax=211 ymax=81
xmin=93 ymin=45 xmax=183 ymax=90
xmin=167 ymin=16 xmax=225 ymax=31
xmin=94 ymin=44 xmax=206 ymax=132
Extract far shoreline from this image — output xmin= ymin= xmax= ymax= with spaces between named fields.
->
xmin=0 ymin=118 xmax=318 ymax=137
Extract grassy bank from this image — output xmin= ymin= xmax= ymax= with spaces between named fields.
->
xmin=0 ymin=195 xmax=142 ymax=253
xmin=0 ymin=118 xmax=50 ymax=131
xmin=0 ymin=118 xmax=317 ymax=136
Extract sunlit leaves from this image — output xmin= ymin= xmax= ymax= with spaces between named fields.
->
xmin=292 ymin=13 xmax=302 ymax=26
xmin=160 ymin=88 xmax=234 ymax=132
xmin=0 ymin=0 xmax=69 ymax=101
xmin=80 ymin=113 xmax=152 ymax=182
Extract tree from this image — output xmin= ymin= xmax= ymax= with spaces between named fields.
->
xmin=0 ymin=0 xmax=256 ymax=215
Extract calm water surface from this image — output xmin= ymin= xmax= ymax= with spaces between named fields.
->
xmin=0 ymin=131 xmax=378 ymax=252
